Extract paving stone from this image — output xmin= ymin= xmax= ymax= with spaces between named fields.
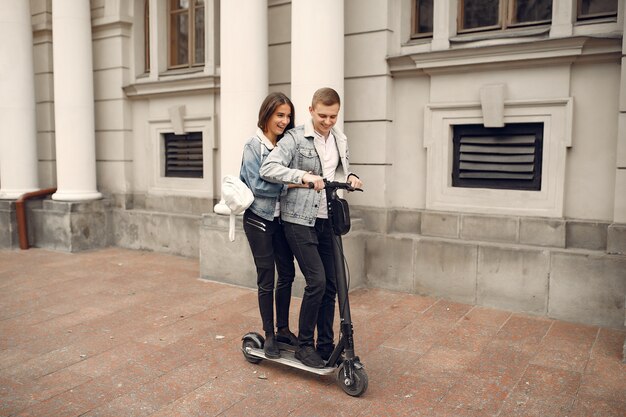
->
xmin=494 ymin=314 xmax=553 ymax=350
xmin=463 ymin=305 xmax=512 ymax=328
xmin=441 ymin=374 xmax=511 ymax=414
xmin=530 ymin=321 xmax=597 ymax=372
xmin=569 ymin=396 xmax=626 ymax=417
xmin=0 ymin=348 xmax=36 ymax=371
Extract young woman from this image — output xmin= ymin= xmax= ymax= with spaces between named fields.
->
xmin=239 ymin=92 xmax=299 ymax=358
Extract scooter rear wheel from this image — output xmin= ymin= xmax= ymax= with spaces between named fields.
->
xmin=337 ymin=364 xmax=368 ymax=397
xmin=241 ymin=336 xmax=264 ymax=364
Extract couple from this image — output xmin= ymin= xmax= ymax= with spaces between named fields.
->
xmin=239 ymin=87 xmax=363 ymax=368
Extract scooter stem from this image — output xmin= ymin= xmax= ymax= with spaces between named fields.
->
xmin=332 ymin=231 xmax=356 ymax=360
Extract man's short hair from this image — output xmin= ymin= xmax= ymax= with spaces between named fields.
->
xmin=312 ymin=87 xmax=340 ymax=108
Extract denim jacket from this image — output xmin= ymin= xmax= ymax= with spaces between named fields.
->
xmin=259 ymin=118 xmax=352 ymax=226
xmin=239 ymin=128 xmax=285 ymax=221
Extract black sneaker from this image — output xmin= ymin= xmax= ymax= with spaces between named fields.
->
xmin=316 ymin=346 xmax=334 ymax=361
xmin=263 ymin=335 xmax=280 ymax=359
xmin=276 ymin=328 xmax=299 ymax=347
xmin=295 ymin=345 xmax=325 ymax=368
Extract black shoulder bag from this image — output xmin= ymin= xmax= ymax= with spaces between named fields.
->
xmin=330 ymin=197 xmax=351 ymax=236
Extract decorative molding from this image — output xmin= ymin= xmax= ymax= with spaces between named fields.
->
xmin=423 ymin=98 xmax=574 ymax=217
xmin=480 ymin=84 xmax=506 ymax=128
xmin=148 ymin=116 xmax=216 ymax=198
xmin=168 ymin=106 xmax=186 ymax=135
xmin=388 ymin=37 xmax=622 ymax=75
xmin=124 ymin=75 xmax=220 ymax=99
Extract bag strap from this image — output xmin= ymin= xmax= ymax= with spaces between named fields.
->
xmin=229 ymin=213 xmax=236 ymax=242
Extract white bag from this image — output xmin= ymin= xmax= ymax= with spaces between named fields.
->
xmin=221 ymin=175 xmax=254 ymax=241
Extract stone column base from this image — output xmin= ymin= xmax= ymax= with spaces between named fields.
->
xmin=29 ymin=199 xmax=111 ymax=252
xmin=607 ymin=223 xmax=626 ymax=255
xmin=0 ymin=200 xmax=18 ymax=249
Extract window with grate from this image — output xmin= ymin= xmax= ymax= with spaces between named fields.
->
xmin=452 ymin=123 xmax=543 ymax=191
xmin=164 ymin=132 xmax=203 ymax=178
xmin=577 ymin=0 xmax=618 ymax=21
xmin=458 ymin=0 xmax=552 ymax=33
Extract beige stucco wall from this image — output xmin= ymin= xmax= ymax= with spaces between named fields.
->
xmin=21 ymin=0 xmax=625 ymax=223
xmin=129 ymin=94 xmax=218 ymax=198
xmin=566 ymin=60 xmax=620 ymax=221
xmin=388 ymin=75 xmax=430 ymax=209
xmin=385 ymin=60 xmax=619 ymax=219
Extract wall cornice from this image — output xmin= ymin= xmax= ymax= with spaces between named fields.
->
xmin=124 ymin=75 xmax=220 ymax=99
xmin=388 ymin=36 xmax=622 ymax=75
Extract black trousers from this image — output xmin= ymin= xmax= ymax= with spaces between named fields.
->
xmin=243 ymin=210 xmax=295 ymax=333
xmin=283 ymin=219 xmax=337 ymax=351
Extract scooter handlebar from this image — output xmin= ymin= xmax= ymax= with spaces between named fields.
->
xmin=323 ymin=179 xmax=363 ymax=192
xmin=305 ymin=180 xmax=363 ymax=192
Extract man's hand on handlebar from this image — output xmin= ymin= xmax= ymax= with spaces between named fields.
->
xmin=302 ymin=172 xmax=325 ymax=191
xmin=347 ymin=174 xmax=363 ymax=191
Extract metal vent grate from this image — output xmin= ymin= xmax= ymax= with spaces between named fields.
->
xmin=164 ymin=132 xmax=203 ymax=178
xmin=452 ymin=123 xmax=543 ymax=190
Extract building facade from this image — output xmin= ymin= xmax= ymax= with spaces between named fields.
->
xmin=0 ymin=0 xmax=625 ymax=331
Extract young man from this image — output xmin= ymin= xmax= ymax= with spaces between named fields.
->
xmin=260 ymin=87 xmax=363 ymax=368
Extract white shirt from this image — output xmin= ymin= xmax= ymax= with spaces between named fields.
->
xmin=257 ymin=128 xmax=281 ymax=218
xmin=313 ymin=130 xmax=339 ymax=219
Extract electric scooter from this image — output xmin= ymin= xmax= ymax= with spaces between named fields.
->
xmin=241 ymin=180 xmax=368 ymax=397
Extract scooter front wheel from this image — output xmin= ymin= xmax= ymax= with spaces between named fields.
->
xmin=336 ymin=363 xmax=368 ymax=397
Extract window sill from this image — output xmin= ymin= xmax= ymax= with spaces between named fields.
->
xmin=450 ymin=26 xmax=550 ymax=43
xmin=124 ymin=72 xmax=219 ymax=99
xmin=575 ymin=16 xmax=617 ymax=26
xmin=161 ymin=67 xmax=206 ymax=77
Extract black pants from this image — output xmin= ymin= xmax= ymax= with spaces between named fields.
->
xmin=283 ymin=219 xmax=337 ymax=351
xmin=243 ymin=210 xmax=295 ymax=333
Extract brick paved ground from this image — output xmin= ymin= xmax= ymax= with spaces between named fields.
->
xmin=0 ymin=247 xmax=624 ymax=416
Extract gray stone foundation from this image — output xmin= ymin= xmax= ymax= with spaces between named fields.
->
xmin=1 ymin=197 xmax=624 ymax=330
xmin=29 ymin=199 xmax=111 ymax=252
xmin=199 ymin=213 xmax=367 ymax=296
xmin=197 ymin=207 xmax=626 ymax=329
xmin=111 ymin=209 xmax=200 ymax=258
xmin=0 ymin=200 xmax=18 ymax=249
xmin=109 ymin=193 xmax=210 ymax=258
xmin=607 ymin=223 xmax=626 ymax=255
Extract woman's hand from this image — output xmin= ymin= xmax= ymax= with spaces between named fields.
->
xmin=302 ymin=172 xmax=325 ymax=191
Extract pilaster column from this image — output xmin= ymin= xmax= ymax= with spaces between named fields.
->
xmin=620 ymin=16 xmax=626 ymax=356
xmin=615 ymin=13 xmax=626 ymax=225
xmin=432 ymin=0 xmax=456 ymax=51
xmin=215 ymin=0 xmax=268 ymax=213
xmin=291 ymin=0 xmax=344 ymax=126
xmin=0 ymin=1 xmax=39 ymax=199
xmin=607 ymin=14 xmax=626 ymax=256
xmin=550 ymin=0 xmax=575 ymax=38
xmin=51 ymin=0 xmax=101 ymax=201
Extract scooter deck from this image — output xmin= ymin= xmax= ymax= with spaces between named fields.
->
xmin=244 ymin=347 xmax=337 ymax=375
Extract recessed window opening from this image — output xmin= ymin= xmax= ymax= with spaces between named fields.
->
xmin=164 ymin=132 xmax=204 ymax=178
xmin=577 ymin=0 xmax=618 ymax=21
xmin=411 ymin=0 xmax=434 ymax=38
xmin=458 ymin=0 xmax=552 ymax=34
xmin=168 ymin=0 xmax=205 ymax=69
xmin=452 ymin=123 xmax=544 ymax=191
